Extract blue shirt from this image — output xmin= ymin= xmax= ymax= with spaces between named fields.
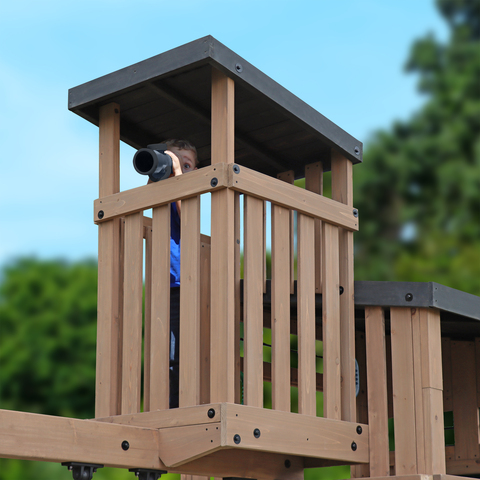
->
xmin=170 ymin=202 xmax=181 ymax=287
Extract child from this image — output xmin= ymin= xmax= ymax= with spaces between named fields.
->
xmin=149 ymin=139 xmax=198 ymax=408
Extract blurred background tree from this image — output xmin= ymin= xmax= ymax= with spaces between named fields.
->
xmin=0 ymin=0 xmax=479 ymax=478
xmin=354 ymin=0 xmax=480 ymax=295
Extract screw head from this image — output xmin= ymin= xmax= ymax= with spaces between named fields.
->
xmin=233 ymin=434 xmax=241 ymax=444
xmin=211 ymin=177 xmax=218 ymax=187
xmin=233 ymin=164 xmax=240 ymax=174
xmin=253 ymin=428 xmax=261 ymax=438
xmin=207 ymin=408 xmax=216 ymax=419
xmin=121 ymin=440 xmax=130 ymax=451
xmin=235 ymin=63 xmax=243 ymax=73
xmin=285 ymin=460 xmax=291 ymax=468
xmin=339 ymin=286 xmax=344 ymax=295
xmin=405 ymin=293 xmax=413 ymax=302
xmin=98 ymin=210 xmax=105 ymax=219
xmin=354 ymin=146 xmax=360 ymax=155
xmin=351 ymin=441 xmax=357 ymax=451
xmin=356 ymin=426 xmax=363 ymax=435
xmin=353 ymin=209 xmax=359 ymax=218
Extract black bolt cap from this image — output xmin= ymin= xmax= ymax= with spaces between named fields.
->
xmin=207 ymin=408 xmax=215 ymax=419
xmin=121 ymin=440 xmax=130 ymax=451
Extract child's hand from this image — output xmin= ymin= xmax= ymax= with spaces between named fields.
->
xmin=166 ymin=150 xmax=183 ymax=177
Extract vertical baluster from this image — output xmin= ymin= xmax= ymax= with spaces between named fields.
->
xmin=200 ymin=234 xmax=211 ymax=405
xmin=148 ymin=205 xmax=171 ymax=411
xmin=271 ymin=203 xmax=291 ymax=412
xmin=121 ymin=211 xmax=144 ymax=414
xmin=244 ymin=195 xmax=264 ymax=407
xmin=180 ymin=196 xmax=201 ymax=407
xmin=297 ymin=213 xmax=316 ymax=416
xmin=143 ymin=219 xmax=153 ymax=412
xmin=322 ymin=222 xmax=341 ymax=419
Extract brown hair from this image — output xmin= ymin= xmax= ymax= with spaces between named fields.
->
xmin=163 ymin=139 xmax=198 ymax=166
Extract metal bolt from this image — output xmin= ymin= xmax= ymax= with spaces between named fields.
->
xmin=253 ymin=428 xmax=261 ymax=438
xmin=98 ymin=210 xmax=104 ymax=219
xmin=233 ymin=164 xmax=240 ymax=174
xmin=339 ymin=286 xmax=344 ymax=295
xmin=356 ymin=426 xmax=363 ymax=435
xmin=285 ymin=460 xmax=291 ymax=468
xmin=207 ymin=408 xmax=215 ymax=419
xmin=233 ymin=434 xmax=241 ymax=444
xmin=235 ymin=63 xmax=243 ymax=73
xmin=351 ymin=441 xmax=357 ymax=451
xmin=405 ymin=293 xmax=413 ymax=302
xmin=354 ymin=146 xmax=360 ymax=155
xmin=353 ymin=209 xmax=359 ymax=218
xmin=211 ymin=177 xmax=218 ymax=187
xmin=121 ymin=440 xmax=130 ymax=451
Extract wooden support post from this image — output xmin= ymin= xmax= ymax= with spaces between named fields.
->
xmin=331 ymin=150 xmax=356 ymax=422
xmin=244 ymin=195 xmax=264 ymax=407
xmin=271 ymin=203 xmax=291 ymax=412
xmin=148 ymin=205 xmax=171 ymax=411
xmin=96 ymin=103 xmax=122 ymax=418
xmin=305 ymin=161 xmax=323 ymax=294
xmin=210 ymin=68 xmax=236 ymax=403
xmin=122 ymin=211 xmax=144 ymax=415
xmin=297 ymin=213 xmax=316 ymax=416
xmin=322 ymin=222 xmax=341 ymax=420
xmin=365 ymin=306 xmax=390 ymax=477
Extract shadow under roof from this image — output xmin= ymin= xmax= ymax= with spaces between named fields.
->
xmin=69 ymin=36 xmax=362 ymax=178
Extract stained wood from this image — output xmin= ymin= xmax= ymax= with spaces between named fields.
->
xmin=234 ymin=192 xmax=242 ymax=404
xmin=365 ymin=306 xmax=389 ymax=477
xmin=297 ymin=213 xmax=316 ymax=416
xmin=233 ymin=166 xmax=359 ymax=231
xmin=180 ymin=196 xmax=201 ymax=407
xmin=451 ymin=340 xmax=479 ymax=461
xmin=322 ymin=222 xmax=341 ymax=420
xmin=390 ymin=307 xmax=417 ymax=475
xmin=271 ymin=203 xmax=291 ymax=412
xmin=94 ymin=164 xmax=228 ymax=222
xmin=121 ymin=212 xmax=144 ymax=414
xmin=305 ymin=161 xmax=323 ymax=294
xmin=143 ymin=222 xmax=153 ymax=411
xmin=96 ymin=103 xmax=122 ymax=418
xmin=243 ymin=195 xmax=264 ymax=407
xmin=276 ymin=170 xmax=295 ymax=294
xmin=210 ymin=68 xmax=236 ymax=403
xmin=148 ymin=205 xmax=171 ymax=411
xmin=200 ymin=238 xmax=211 ymax=405
xmin=442 ymin=337 xmax=453 ymax=412
xmin=331 ymin=151 xmax=356 ymax=422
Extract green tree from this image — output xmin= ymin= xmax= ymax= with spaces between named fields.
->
xmin=354 ymin=0 xmax=480 ymax=295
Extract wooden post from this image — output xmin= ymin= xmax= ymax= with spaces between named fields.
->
xmin=210 ymin=68 xmax=236 ymax=403
xmin=96 ymin=103 xmax=122 ymax=418
xmin=331 ymin=150 xmax=356 ymax=422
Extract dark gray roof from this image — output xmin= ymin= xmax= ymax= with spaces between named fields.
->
xmin=68 ymin=36 xmax=362 ymax=178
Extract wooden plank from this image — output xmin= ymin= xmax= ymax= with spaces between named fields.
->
xmin=419 ymin=309 xmax=445 ymax=474
xmin=94 ymin=164 xmax=228 ymax=222
xmin=276 ymin=170 xmax=295 ymax=294
xmin=442 ymin=337 xmax=453 ymax=412
xmin=200 ymin=238 xmax=211 ymax=405
xmin=234 ymin=192 xmax=242 ymax=405
xmin=322 ymin=222 xmax=341 ymax=420
xmin=271 ymin=203 xmax=291 ymax=412
xmin=0 ymin=409 xmax=161 ymax=469
xmin=390 ymin=307 xmax=417 ymax=475
xmin=476 ymin=338 xmax=480 ymax=408
xmin=232 ymin=165 xmax=359 ymax=231
xmin=148 ymin=205 xmax=171 ymax=411
xmin=331 ymin=151 xmax=356 ymax=423
xmin=305 ymin=161 xmax=324 ymax=293
xmin=243 ymin=195 xmax=264 ymax=407
xmin=180 ymin=196 xmax=201 ymax=407
xmin=365 ymin=306 xmax=390 ymax=477
xmin=224 ymin=403 xmax=369 ymax=464
xmin=451 ymin=340 xmax=479 ymax=461
xmin=121 ymin=212 xmax=144 ymax=415
xmin=210 ymin=68 xmax=236 ymax=403
xmin=143 ymin=221 xmax=153 ymax=412
xmin=297 ymin=213 xmax=316 ymax=416
xmin=96 ymin=102 xmax=122 ymax=418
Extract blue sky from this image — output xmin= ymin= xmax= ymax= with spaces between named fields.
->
xmin=0 ymin=0 xmax=448 ymax=268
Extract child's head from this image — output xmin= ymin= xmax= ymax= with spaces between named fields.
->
xmin=163 ymin=139 xmax=198 ymax=173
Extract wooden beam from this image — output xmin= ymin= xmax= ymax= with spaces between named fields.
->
xmin=95 ymin=164 xmax=228 ymax=223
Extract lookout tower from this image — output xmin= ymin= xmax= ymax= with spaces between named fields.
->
xmin=2 ymin=36 xmax=480 ymax=480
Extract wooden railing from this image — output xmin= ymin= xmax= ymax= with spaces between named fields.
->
xmin=94 ymin=161 xmax=358 ymax=424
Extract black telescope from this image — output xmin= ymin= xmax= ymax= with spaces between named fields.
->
xmin=133 ymin=143 xmax=172 ymax=182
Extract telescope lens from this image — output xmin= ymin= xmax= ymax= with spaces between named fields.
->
xmin=134 ymin=150 xmax=154 ymax=174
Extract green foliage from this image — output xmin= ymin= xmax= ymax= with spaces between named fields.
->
xmin=354 ymin=0 xmax=480 ymax=295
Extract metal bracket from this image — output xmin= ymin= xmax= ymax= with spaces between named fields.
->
xmin=129 ymin=468 xmax=167 ymax=480
xmin=62 ymin=462 xmax=104 ymax=480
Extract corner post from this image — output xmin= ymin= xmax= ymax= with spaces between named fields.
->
xmin=210 ymin=67 xmax=236 ymax=403
xmin=96 ymin=102 xmax=122 ymax=418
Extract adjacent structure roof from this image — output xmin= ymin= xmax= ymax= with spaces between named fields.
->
xmin=69 ymin=36 xmax=362 ymax=178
